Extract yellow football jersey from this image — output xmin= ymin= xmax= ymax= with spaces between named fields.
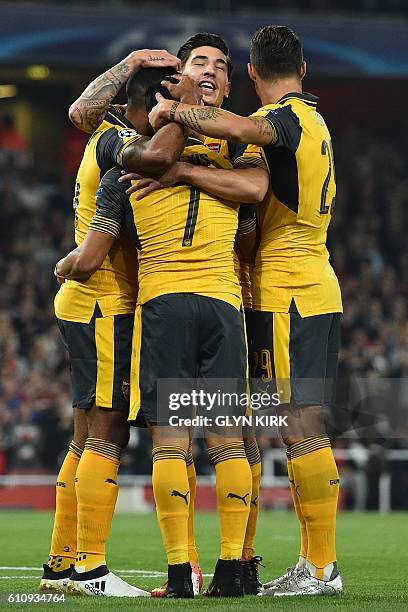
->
xmin=187 ymin=135 xmax=256 ymax=309
xmin=55 ymin=107 xmax=140 ymax=323
xmin=90 ymin=136 xmax=249 ymax=310
xmin=242 ymin=93 xmax=342 ymax=316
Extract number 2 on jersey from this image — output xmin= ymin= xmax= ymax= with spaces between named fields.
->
xmin=320 ymin=139 xmax=336 ymax=214
xmin=182 ymin=187 xmax=200 ymax=246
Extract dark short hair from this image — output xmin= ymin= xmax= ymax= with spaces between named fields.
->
xmin=177 ymin=32 xmax=233 ymax=79
xmin=250 ymin=26 xmax=303 ymax=80
xmin=126 ymin=67 xmax=175 ymax=109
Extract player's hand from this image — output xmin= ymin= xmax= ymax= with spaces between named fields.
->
xmin=119 ymin=163 xmax=187 ymax=199
xmin=162 ymin=74 xmax=202 ymax=105
xmin=54 ymin=264 xmax=65 ymax=284
xmin=125 ymin=49 xmax=181 ymax=72
xmin=148 ymin=94 xmax=173 ymax=131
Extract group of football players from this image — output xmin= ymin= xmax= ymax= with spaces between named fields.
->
xmin=38 ymin=25 xmax=344 ymax=598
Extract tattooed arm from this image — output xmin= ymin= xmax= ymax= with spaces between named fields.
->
xmin=148 ymin=94 xmax=278 ymax=146
xmin=68 ymin=49 xmax=180 ymax=134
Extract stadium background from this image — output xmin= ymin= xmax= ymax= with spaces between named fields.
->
xmin=0 ymin=0 xmax=407 ymax=521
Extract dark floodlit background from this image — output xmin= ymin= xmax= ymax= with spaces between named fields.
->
xmin=0 ymin=0 xmax=407 ymax=512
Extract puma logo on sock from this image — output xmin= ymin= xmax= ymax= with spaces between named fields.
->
xmin=171 ymin=490 xmax=189 ymax=505
xmin=227 ymin=492 xmax=250 ymax=506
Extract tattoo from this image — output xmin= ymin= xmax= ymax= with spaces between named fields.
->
xmin=147 ymin=55 xmax=166 ymax=62
xmin=178 ymin=109 xmax=202 ymax=132
xmin=177 ymin=106 xmax=222 ymax=132
xmin=195 ymin=107 xmax=222 ymax=121
xmin=169 ymin=101 xmax=180 ymax=122
xmin=70 ymin=60 xmax=131 ymax=132
xmin=249 ymin=117 xmax=278 ymax=144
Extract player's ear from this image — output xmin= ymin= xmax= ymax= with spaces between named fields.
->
xmin=300 ymin=60 xmax=307 ymax=80
xmin=247 ymin=63 xmax=256 ymax=82
xmin=224 ymin=81 xmax=231 ymax=99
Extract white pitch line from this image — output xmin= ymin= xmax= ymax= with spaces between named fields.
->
xmin=0 ymin=567 xmax=40 ymax=571
xmin=0 ymin=576 xmax=39 ymax=579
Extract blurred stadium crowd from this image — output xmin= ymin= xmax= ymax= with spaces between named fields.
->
xmin=0 ymin=110 xmax=407 ymax=509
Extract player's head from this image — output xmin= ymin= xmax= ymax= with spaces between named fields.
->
xmin=177 ymin=33 xmax=232 ymax=107
xmin=126 ymin=67 xmax=175 ymax=113
xmin=248 ymin=26 xmax=306 ymax=86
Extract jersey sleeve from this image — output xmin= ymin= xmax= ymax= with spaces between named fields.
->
xmin=228 ymin=140 xmax=268 ymax=171
xmin=89 ymin=167 xmax=130 ymax=238
xmin=96 ymin=126 xmax=145 ymax=173
xmin=251 ymin=105 xmax=302 ymax=152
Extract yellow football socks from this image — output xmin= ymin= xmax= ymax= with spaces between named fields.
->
xmin=75 ymin=438 xmax=121 ymax=572
xmin=48 ymin=441 xmax=82 ymax=572
xmin=242 ymin=439 xmax=262 ymax=560
xmin=208 ymin=442 xmax=252 ymax=560
xmin=152 ymin=446 xmax=190 ymax=565
xmin=287 ymin=447 xmax=308 ymax=562
xmin=186 ymin=444 xmax=199 ymax=565
xmin=290 ymin=436 xmax=339 ymax=579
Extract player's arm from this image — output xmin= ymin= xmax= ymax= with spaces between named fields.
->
xmin=55 ymin=168 xmax=128 ymax=282
xmin=175 ymin=163 xmax=269 ymax=204
xmin=149 ymin=93 xmax=277 ymax=146
xmin=121 ymin=144 xmax=269 ymax=204
xmin=107 ymin=75 xmax=201 ymax=177
xmin=55 ymin=233 xmax=115 ymax=282
xmin=68 ymin=50 xmax=181 ymax=134
xmin=120 ymin=124 xmax=187 ymax=177
xmin=97 ymin=123 xmax=188 ymax=179
xmin=121 ymin=163 xmax=268 ymax=204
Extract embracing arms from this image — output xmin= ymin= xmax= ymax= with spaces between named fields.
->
xmin=68 ymin=49 xmax=181 ymax=133
xmin=149 ymin=96 xmax=278 ymax=146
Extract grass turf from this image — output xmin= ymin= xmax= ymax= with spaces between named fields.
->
xmin=0 ymin=510 xmax=407 ymax=610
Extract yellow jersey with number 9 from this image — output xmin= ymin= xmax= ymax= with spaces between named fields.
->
xmin=242 ymin=92 xmax=342 ymax=316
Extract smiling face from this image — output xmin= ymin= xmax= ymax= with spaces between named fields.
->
xmin=181 ymin=45 xmax=231 ymax=108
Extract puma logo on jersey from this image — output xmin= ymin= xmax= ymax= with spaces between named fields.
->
xmin=105 ymin=478 xmax=117 ymax=485
xmin=171 ymin=490 xmax=189 ymax=505
xmin=251 ymin=496 xmax=259 ymax=507
xmin=56 ymin=481 xmax=66 ymax=488
xmin=330 ymin=479 xmax=340 ymax=485
xmin=227 ymin=492 xmax=250 ymax=506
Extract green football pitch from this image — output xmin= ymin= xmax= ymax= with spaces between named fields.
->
xmin=0 ymin=510 xmax=407 ymax=611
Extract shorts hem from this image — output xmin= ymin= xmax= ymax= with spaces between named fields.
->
xmin=73 ymin=396 xmax=95 ymax=410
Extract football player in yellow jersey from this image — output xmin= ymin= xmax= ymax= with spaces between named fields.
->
xmin=40 ymin=49 xmax=201 ymax=598
xmin=58 ymin=40 xmax=269 ymax=598
xmin=150 ymin=25 xmax=344 ymax=597
xmin=121 ymin=33 xmax=269 ymax=595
